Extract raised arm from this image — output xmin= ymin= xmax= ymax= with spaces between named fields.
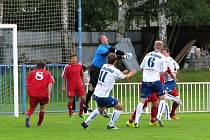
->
xmin=124 ymin=69 xmax=137 ymax=79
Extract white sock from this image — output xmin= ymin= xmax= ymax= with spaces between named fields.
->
xmin=134 ymin=103 xmax=144 ymax=124
xmin=165 ymin=102 xmax=171 ymax=120
xmin=157 ymin=100 xmax=166 ymax=121
xmin=166 ymin=94 xmax=175 ymax=101
xmin=166 ymin=94 xmax=182 ymax=105
xmin=174 ymin=96 xmax=182 ymax=105
xmin=109 ymin=110 xmax=122 ymax=126
xmin=85 ymin=109 xmax=100 ymax=125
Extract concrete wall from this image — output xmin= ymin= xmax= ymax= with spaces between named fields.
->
xmin=1 ymin=31 xmax=143 ymax=64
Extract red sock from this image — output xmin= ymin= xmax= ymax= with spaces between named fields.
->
xmin=129 ymin=110 xmax=136 ymax=123
xmin=151 ymin=106 xmax=158 ymax=123
xmin=79 ymin=100 xmax=85 ymax=116
xmin=170 ymin=102 xmax=178 ymax=116
xmin=131 ymin=110 xmax=136 ymax=119
xmin=143 ymin=100 xmax=148 ymax=108
xmin=37 ymin=111 xmax=45 ymax=126
xmin=26 ymin=108 xmax=35 ymax=117
xmin=68 ymin=99 xmax=73 ymax=115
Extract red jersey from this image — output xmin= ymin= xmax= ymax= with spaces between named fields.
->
xmin=62 ymin=64 xmax=84 ymax=90
xmin=26 ymin=69 xmax=55 ymax=97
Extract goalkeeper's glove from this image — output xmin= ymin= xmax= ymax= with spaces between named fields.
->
xmin=123 ymin=53 xmax=133 ymax=59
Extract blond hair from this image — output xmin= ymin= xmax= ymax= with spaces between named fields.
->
xmin=154 ymin=40 xmax=163 ymax=51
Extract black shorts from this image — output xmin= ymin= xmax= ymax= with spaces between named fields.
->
xmin=89 ymin=65 xmax=100 ymax=87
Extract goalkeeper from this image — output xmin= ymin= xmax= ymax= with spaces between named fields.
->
xmin=83 ymin=34 xmax=132 ymax=118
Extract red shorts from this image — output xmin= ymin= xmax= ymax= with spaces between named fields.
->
xmin=68 ymin=87 xmax=85 ymax=97
xmin=147 ymin=92 xmax=158 ymax=102
xmin=29 ymin=96 xmax=49 ymax=109
xmin=170 ymin=88 xmax=179 ymax=97
xmin=144 ymin=93 xmax=158 ymax=108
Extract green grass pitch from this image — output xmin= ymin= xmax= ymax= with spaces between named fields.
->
xmin=1 ymin=113 xmax=210 ymax=140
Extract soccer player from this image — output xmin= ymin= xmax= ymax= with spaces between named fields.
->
xmin=81 ymin=53 xmax=136 ymax=129
xmin=62 ymin=54 xmax=86 ymax=118
xmin=133 ymin=40 xmax=168 ymax=128
xmin=25 ymin=61 xmax=54 ymax=128
xmin=161 ymin=47 xmax=182 ymax=119
xmin=83 ymin=34 xmax=132 ymax=118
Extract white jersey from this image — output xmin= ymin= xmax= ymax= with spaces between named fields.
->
xmin=165 ymin=56 xmax=180 ymax=81
xmin=94 ymin=64 xmax=125 ymax=97
xmin=140 ymin=51 xmax=167 ymax=82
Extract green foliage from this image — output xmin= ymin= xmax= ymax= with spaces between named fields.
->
xmin=1 ymin=113 xmax=210 ymax=140
xmin=167 ymin=0 xmax=210 ymax=26
xmin=82 ymin=0 xmax=210 ymax=30
xmin=82 ymin=0 xmax=117 ymax=31
xmin=127 ymin=0 xmax=158 ymax=27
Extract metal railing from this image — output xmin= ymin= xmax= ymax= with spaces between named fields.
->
xmin=0 ymin=64 xmax=210 ymax=115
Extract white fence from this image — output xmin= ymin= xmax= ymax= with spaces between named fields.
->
xmin=89 ymin=82 xmax=210 ymax=114
xmin=0 ymin=81 xmax=210 ymax=115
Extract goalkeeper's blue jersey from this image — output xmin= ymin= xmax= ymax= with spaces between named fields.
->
xmin=92 ymin=44 xmax=111 ymax=68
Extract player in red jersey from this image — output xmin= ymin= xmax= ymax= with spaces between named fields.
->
xmin=25 ymin=61 xmax=55 ymax=128
xmin=62 ymin=54 xmax=86 ymax=118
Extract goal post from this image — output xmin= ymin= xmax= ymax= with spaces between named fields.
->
xmin=0 ymin=24 xmax=18 ymax=117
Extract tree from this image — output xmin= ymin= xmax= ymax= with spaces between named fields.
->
xmin=82 ymin=0 xmax=117 ymax=31
xmin=127 ymin=0 xmax=158 ymax=28
xmin=0 ymin=1 xmax=3 ymax=63
xmin=159 ymin=0 xmax=167 ymax=45
xmin=61 ymin=0 xmax=70 ymax=62
xmin=113 ymin=0 xmax=149 ymax=42
xmin=0 ymin=1 xmax=3 ymax=23
xmin=167 ymin=0 xmax=210 ymax=26
xmin=82 ymin=0 xmax=150 ymax=41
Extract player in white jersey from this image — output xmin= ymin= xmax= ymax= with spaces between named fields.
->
xmin=81 ymin=53 xmax=136 ymax=129
xmin=161 ymin=47 xmax=182 ymax=120
xmin=133 ymin=41 xmax=168 ymax=128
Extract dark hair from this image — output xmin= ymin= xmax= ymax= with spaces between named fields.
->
xmin=82 ymin=65 xmax=87 ymax=71
xmin=69 ymin=54 xmax=76 ymax=59
xmin=108 ymin=53 xmax=117 ymax=64
xmin=37 ymin=61 xmax=46 ymax=69
xmin=162 ymin=47 xmax=170 ymax=53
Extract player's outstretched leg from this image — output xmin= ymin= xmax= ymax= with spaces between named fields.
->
xmin=156 ymin=100 xmax=166 ymax=127
xmin=81 ymin=108 xmax=100 ymax=129
xmin=107 ymin=110 xmax=122 ymax=129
